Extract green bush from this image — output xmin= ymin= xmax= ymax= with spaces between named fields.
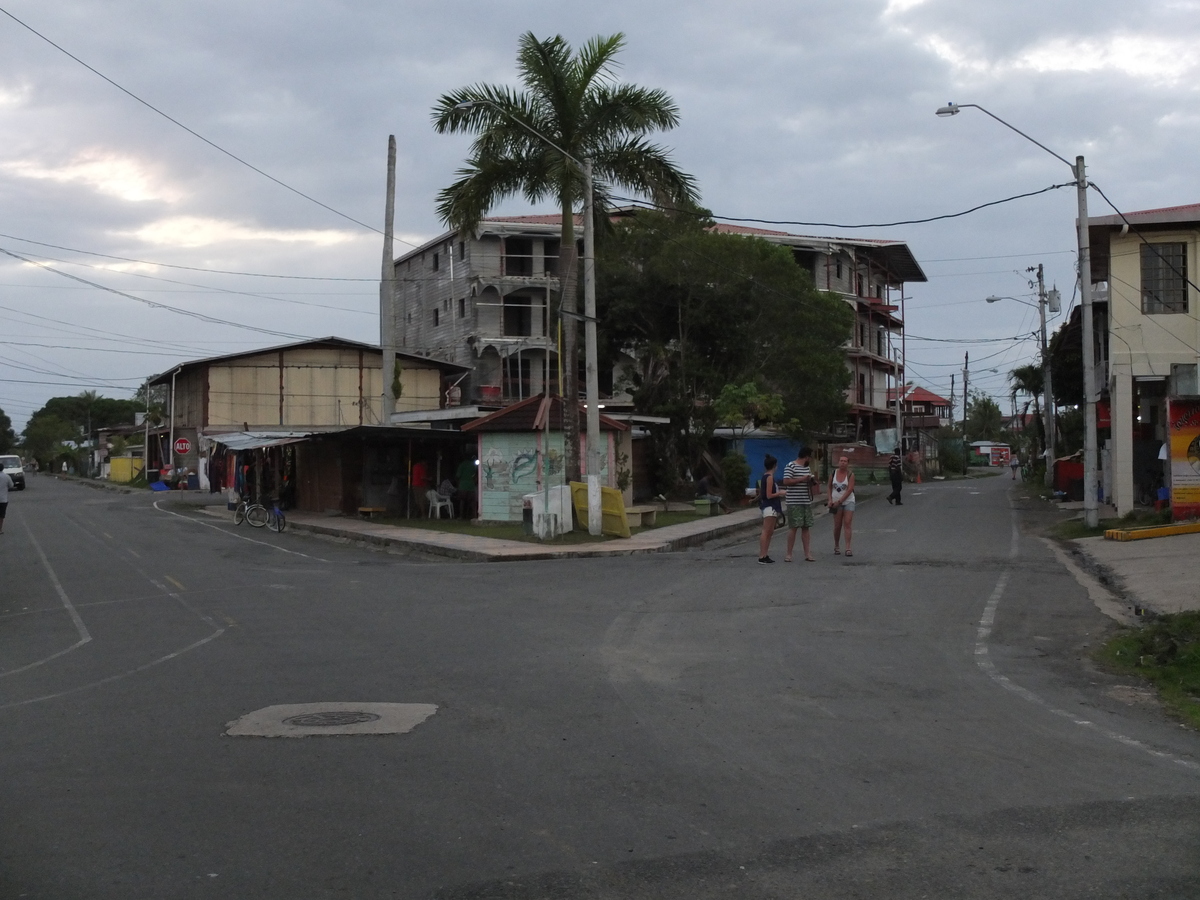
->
xmin=720 ymin=453 xmax=751 ymax=504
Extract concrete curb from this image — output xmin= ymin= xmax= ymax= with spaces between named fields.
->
xmin=281 ymin=508 xmax=765 ymax=562
xmin=49 ymin=474 xmax=136 ymax=495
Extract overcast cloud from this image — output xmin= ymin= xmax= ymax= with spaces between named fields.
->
xmin=1 ymin=0 xmax=1197 ymax=429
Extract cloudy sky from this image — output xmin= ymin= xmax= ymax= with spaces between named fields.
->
xmin=0 ymin=0 xmax=1197 ymax=430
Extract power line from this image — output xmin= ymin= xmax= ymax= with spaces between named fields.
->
xmin=0 ymin=246 xmax=314 ymax=340
xmin=0 ymin=232 xmax=379 ymax=281
xmin=10 ymin=249 xmax=375 ymax=316
xmin=0 ymin=5 xmax=410 ymax=244
xmin=610 ymin=181 xmax=1076 ymax=230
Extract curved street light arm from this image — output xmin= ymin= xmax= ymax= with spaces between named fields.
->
xmin=937 ymin=103 xmax=1075 ymax=173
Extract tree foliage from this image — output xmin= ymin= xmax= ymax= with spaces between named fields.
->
xmin=0 ymin=407 xmax=14 ymax=454
xmin=713 ymin=382 xmax=786 ymax=439
xmin=20 ymin=414 xmax=77 ymax=467
xmin=432 ymin=32 xmax=698 ymax=481
xmin=596 ymin=210 xmax=853 ymax=490
xmin=964 ymin=391 xmax=1004 ymax=441
xmin=26 ymin=393 xmax=139 ymax=436
xmin=20 ymin=393 xmax=140 ymax=467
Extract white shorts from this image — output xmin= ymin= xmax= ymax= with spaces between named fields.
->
xmin=761 ymin=507 xmax=780 ymax=519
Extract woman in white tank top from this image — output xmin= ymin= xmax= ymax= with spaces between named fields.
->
xmin=827 ymin=455 xmax=856 ymax=556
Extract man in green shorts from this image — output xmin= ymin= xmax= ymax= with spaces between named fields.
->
xmin=782 ymin=446 xmax=818 ymax=562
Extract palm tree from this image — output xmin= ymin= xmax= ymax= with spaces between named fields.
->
xmin=432 ymin=32 xmax=698 ymax=481
xmin=1008 ymin=364 xmax=1044 ymax=459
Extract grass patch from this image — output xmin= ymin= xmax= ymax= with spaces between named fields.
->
xmin=1051 ymin=507 xmax=1172 ymax=541
xmin=368 ymin=508 xmax=711 ymax=544
xmin=1095 ymin=611 xmax=1200 ymax=729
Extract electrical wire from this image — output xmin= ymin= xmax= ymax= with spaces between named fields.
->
xmin=0 ymin=232 xmax=378 ymax=281
xmin=0 ymin=5 xmax=412 ymax=245
xmin=7 ymin=249 xmax=375 ymax=316
xmin=0 ymin=246 xmax=315 ymax=340
xmin=610 ymin=182 xmax=1076 ymax=230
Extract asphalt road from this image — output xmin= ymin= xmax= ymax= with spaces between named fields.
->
xmin=1 ymin=474 xmax=1197 ymax=899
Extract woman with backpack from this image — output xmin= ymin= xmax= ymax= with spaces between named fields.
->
xmin=757 ymin=454 xmax=785 ymax=564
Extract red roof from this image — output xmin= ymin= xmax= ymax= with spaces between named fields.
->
xmin=483 ymin=214 xmax=581 ymax=226
xmin=889 ymin=385 xmax=951 ymax=406
xmin=1089 ymin=202 xmax=1200 ymax=228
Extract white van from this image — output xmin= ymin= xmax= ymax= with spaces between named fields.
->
xmin=0 ymin=455 xmax=25 ymax=490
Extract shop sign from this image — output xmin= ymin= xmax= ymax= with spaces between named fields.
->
xmin=1166 ymin=398 xmax=1200 ymax=520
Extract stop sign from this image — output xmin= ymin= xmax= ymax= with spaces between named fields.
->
xmin=173 ymin=437 xmax=192 ymax=455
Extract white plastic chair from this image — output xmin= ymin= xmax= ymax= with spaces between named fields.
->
xmin=426 ymin=489 xmax=453 ymax=519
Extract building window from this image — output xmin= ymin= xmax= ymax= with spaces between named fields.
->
xmin=835 ymin=259 xmax=842 ymax=279
xmin=458 ymin=297 xmax=466 ymax=318
xmin=458 ymin=241 xmax=465 ymax=261
xmin=432 ymin=252 xmax=440 ymax=272
xmin=502 ymin=294 xmax=532 ymax=336
xmin=1141 ymin=242 xmax=1187 ymax=314
xmin=544 ymin=239 xmax=560 ymax=275
xmin=432 ymin=308 xmax=440 ymax=327
xmin=502 ymin=238 xmax=533 ymax=276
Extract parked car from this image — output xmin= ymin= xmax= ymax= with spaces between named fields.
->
xmin=1 ymin=455 xmax=25 ymax=490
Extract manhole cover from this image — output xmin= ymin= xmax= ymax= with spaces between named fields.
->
xmin=284 ymin=711 xmax=381 ymax=727
xmin=226 ymin=702 xmax=437 ymax=737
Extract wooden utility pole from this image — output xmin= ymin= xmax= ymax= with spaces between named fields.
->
xmin=380 ymin=135 xmax=397 ymax=421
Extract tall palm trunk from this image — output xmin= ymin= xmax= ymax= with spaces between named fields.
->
xmin=559 ymin=197 xmax=580 ymax=481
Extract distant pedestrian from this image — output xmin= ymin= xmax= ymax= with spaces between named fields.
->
xmin=695 ymin=474 xmax=725 ymax=511
xmin=456 ymin=456 xmax=477 ymax=519
xmin=410 ymin=458 xmax=430 ymax=517
xmin=886 ymin=446 xmax=903 ymax=505
xmin=0 ymin=469 xmax=12 ymax=534
xmin=828 ymin=455 xmax=856 ymax=556
xmin=1010 ymin=454 xmax=1020 ymax=480
xmin=757 ymin=454 xmax=784 ymax=565
xmin=782 ymin=446 xmax=818 ymax=562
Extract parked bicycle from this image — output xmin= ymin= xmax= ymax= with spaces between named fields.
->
xmin=233 ymin=497 xmax=269 ymax=528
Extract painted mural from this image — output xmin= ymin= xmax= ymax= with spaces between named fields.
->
xmin=477 ymin=432 xmax=611 ymax=522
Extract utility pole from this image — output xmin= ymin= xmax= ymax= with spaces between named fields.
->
xmin=1076 ymin=156 xmax=1099 ymax=527
xmin=1033 ymin=264 xmax=1056 ymax=488
xmin=380 ymin=135 xmax=397 ymax=421
xmin=949 ymin=373 xmax=955 ymax=429
xmin=893 ymin=349 xmax=904 ymax=456
xmin=582 ymin=158 xmax=602 ymax=535
xmin=962 ymin=352 xmax=969 ymax=476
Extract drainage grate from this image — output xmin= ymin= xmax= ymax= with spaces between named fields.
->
xmin=283 ymin=711 xmax=381 ymax=727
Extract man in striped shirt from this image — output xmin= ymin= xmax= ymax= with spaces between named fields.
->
xmin=782 ymin=446 xmax=818 ymax=562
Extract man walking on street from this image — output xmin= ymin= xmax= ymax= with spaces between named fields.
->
xmin=0 ymin=468 xmax=12 ymax=534
xmin=887 ymin=446 xmax=903 ymax=506
xmin=782 ymin=446 xmax=818 ymax=562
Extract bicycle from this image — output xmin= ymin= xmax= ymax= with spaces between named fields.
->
xmin=234 ymin=498 xmax=270 ymax=528
xmin=265 ymin=498 xmax=287 ymax=533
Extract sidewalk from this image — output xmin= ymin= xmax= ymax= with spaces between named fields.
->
xmin=199 ymin=505 xmax=765 ymax=562
xmin=1071 ymin=531 xmax=1200 ymax=615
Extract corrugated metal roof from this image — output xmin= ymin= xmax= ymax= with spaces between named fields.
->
xmin=461 ymin=395 xmax=627 ymax=433
xmin=207 ymin=431 xmax=314 ymax=451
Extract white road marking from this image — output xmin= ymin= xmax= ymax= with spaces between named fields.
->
xmin=153 ymin=500 xmax=329 ymax=562
xmin=975 ymin=503 xmax=1199 ymax=774
xmin=0 ymin=630 xmax=225 ymax=710
xmin=164 ymin=575 xmax=185 ymax=591
xmin=0 ymin=516 xmax=92 ymax=679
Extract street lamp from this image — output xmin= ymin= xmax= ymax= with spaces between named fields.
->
xmin=986 ymin=283 xmax=1057 ymax=487
xmin=939 ymin=102 xmax=1099 ymax=527
xmin=454 ymin=101 xmax=604 ymax=535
